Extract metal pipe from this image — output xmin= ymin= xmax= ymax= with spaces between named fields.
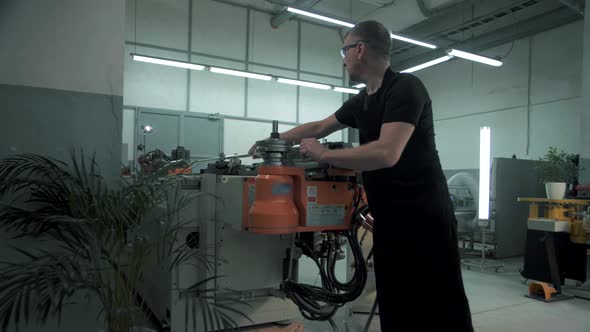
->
xmin=221 ymin=114 xmax=300 ymax=126
xmin=191 ymin=153 xmax=251 ymax=165
xmin=223 ymin=153 xmax=252 ymax=160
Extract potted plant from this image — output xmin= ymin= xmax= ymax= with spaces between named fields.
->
xmin=0 ymin=152 xmax=247 ymax=331
xmin=536 ymin=147 xmax=579 ymax=199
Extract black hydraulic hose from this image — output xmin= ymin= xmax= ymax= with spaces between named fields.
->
xmin=282 ymin=186 xmax=370 ymax=321
xmin=329 ymin=317 xmax=340 ymax=332
xmin=283 ymin=225 xmax=368 ymax=320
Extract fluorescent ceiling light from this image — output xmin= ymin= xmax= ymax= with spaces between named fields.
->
xmin=132 ymin=53 xmax=358 ymax=95
xmin=333 ymin=87 xmax=360 ymax=94
xmin=390 ymin=33 xmax=437 ymax=49
xmin=352 ymin=83 xmax=366 ymax=89
xmin=210 ymin=67 xmax=272 ymax=80
xmin=447 ymin=49 xmax=503 ymax=67
xmin=277 ymin=77 xmax=331 ymax=90
xmin=131 ymin=54 xmax=205 ymax=71
xmin=287 ymin=7 xmax=354 ymax=28
xmin=400 ymin=55 xmax=452 ymax=73
xmin=285 ymin=8 xmax=436 ymax=49
xmin=479 ymin=126 xmax=491 ymax=220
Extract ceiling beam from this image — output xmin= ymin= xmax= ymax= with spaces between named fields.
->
xmin=401 ymin=0 xmax=521 ymax=41
xmin=392 ymin=6 xmax=582 ymax=72
xmin=416 ymin=0 xmax=478 ymax=17
xmin=559 ymin=0 xmax=585 ymax=16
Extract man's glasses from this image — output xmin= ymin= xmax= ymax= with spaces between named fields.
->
xmin=340 ymin=40 xmax=369 ymax=59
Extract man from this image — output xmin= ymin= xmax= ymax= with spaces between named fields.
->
xmin=250 ymin=21 xmax=473 ymax=331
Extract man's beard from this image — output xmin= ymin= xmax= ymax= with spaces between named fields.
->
xmin=348 ymin=71 xmax=362 ymax=84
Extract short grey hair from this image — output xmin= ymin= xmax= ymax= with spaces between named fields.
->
xmin=345 ymin=20 xmax=391 ymax=60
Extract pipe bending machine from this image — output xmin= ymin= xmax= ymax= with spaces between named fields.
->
xmin=142 ymin=121 xmax=369 ymax=331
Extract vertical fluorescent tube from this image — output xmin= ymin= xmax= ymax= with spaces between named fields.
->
xmin=479 ymin=126 xmax=491 ymax=220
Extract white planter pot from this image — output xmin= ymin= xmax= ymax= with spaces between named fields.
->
xmin=545 ymin=182 xmax=566 ymax=199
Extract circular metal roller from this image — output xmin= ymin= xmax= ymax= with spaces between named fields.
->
xmin=255 ymin=138 xmax=293 ymax=166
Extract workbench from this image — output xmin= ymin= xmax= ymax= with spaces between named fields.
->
xmin=517 ymin=198 xmax=589 ymax=301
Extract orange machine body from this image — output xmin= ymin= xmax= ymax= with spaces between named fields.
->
xmin=244 ymin=166 xmax=356 ymax=234
xmin=168 ymin=167 xmax=192 ymax=175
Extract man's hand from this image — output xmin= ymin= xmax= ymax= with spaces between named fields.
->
xmin=248 ymin=143 xmax=258 ymax=157
xmin=299 ymin=138 xmax=327 ymax=161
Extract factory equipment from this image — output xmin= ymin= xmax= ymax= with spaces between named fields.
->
xmin=445 ymin=158 xmax=547 ymax=258
xmin=248 ymin=121 xmax=357 ymax=234
xmin=138 ymin=121 xmax=368 ymax=331
xmin=518 ymin=198 xmax=589 ymax=302
xmin=248 ymin=121 xmax=368 ymax=322
xmin=137 ymin=147 xmax=192 ymax=174
xmin=447 ymin=172 xmax=478 ymax=241
xmin=200 ymin=152 xmax=256 ymax=175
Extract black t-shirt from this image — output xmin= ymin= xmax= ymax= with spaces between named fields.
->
xmin=336 ymin=69 xmax=472 ymax=332
xmin=335 ymin=68 xmax=447 ymax=209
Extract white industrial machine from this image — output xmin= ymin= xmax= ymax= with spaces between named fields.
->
xmin=169 ymin=173 xmax=299 ymax=330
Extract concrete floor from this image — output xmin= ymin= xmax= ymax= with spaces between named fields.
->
xmin=301 ymin=256 xmax=590 ymax=332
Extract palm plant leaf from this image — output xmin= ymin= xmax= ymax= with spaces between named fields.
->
xmin=0 ymin=151 xmax=251 ymax=331
xmin=0 ymin=155 xmax=68 ymax=189
xmin=199 ymin=298 xmax=210 ymax=331
xmin=0 ymin=251 xmax=84 ymax=331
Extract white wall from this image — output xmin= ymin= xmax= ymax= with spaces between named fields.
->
xmin=414 ymin=21 xmax=584 ymax=170
xmin=123 ymin=0 xmax=349 ymax=156
xmin=581 ymin=4 xmax=590 ymax=183
xmin=0 ymin=0 xmax=124 ymax=96
xmin=0 ymin=1 xmax=126 ymax=331
xmin=0 ymin=0 xmax=125 ymax=182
